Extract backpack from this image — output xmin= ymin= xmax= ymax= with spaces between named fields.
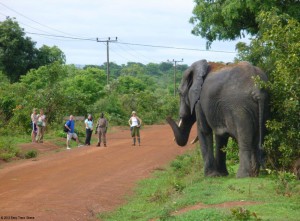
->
xmin=63 ymin=121 xmax=70 ymax=133
xmin=98 ymin=118 xmax=107 ymax=127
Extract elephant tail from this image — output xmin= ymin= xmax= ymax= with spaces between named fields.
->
xmin=258 ymin=93 xmax=267 ymax=168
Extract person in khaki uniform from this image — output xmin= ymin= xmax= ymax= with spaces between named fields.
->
xmin=96 ymin=113 xmax=108 ymax=147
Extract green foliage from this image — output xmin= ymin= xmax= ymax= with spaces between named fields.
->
xmin=0 ymin=137 xmax=19 ymax=161
xmin=25 ymin=150 xmax=38 ymax=159
xmin=0 ymin=18 xmax=66 ymax=82
xmin=230 ymin=207 xmax=261 ymax=221
xmin=223 ymin=138 xmax=239 ymax=165
xmin=190 ymin=0 xmax=300 ymax=46
xmin=98 ymin=148 xmax=300 ymax=221
xmin=236 ymin=11 xmax=300 ymax=170
xmin=267 ymin=169 xmax=298 ymax=196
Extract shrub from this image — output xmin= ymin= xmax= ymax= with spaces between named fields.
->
xmin=0 ymin=137 xmax=19 ymax=161
xmin=25 ymin=150 xmax=38 ymax=159
xmin=236 ymin=11 xmax=300 ymax=171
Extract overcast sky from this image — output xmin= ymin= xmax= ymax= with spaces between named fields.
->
xmin=0 ymin=0 xmax=248 ymax=66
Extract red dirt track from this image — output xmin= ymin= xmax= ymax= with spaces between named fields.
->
xmin=0 ymin=125 xmax=196 ymax=220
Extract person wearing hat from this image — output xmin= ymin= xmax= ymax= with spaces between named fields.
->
xmin=95 ymin=113 xmax=108 ymax=147
xmin=128 ymin=111 xmax=142 ymax=146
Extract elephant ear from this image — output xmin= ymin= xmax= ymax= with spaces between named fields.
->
xmin=188 ymin=60 xmax=209 ymax=114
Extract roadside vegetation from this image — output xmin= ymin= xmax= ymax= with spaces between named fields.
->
xmin=98 ymin=147 xmax=300 ymax=221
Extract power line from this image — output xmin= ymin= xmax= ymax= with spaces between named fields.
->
xmin=0 ymin=2 xmax=87 ymax=38
xmin=26 ymin=32 xmax=96 ymax=42
xmin=25 ymin=32 xmax=236 ymax=54
xmin=112 ymin=42 xmax=150 ymax=64
xmin=117 ymin=41 xmax=236 ymax=54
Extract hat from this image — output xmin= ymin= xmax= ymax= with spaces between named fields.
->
xmin=132 ymin=111 xmax=136 ymax=114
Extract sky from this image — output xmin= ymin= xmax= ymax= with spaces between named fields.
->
xmin=0 ymin=0 xmax=249 ymax=66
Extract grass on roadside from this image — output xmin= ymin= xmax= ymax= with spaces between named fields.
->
xmin=98 ymin=147 xmax=300 ymax=221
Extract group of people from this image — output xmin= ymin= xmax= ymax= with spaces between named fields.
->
xmin=31 ymin=109 xmax=142 ymax=149
xmin=31 ymin=108 xmax=46 ymax=143
xmin=64 ymin=113 xmax=109 ymax=149
xmin=63 ymin=111 xmax=142 ymax=149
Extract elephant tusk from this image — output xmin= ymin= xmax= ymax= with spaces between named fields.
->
xmin=191 ymin=136 xmax=198 ymax=144
xmin=173 ymin=119 xmax=183 ymax=141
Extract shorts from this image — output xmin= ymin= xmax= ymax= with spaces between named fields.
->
xmin=32 ymin=122 xmax=37 ymax=133
xmin=131 ymin=126 xmax=140 ymax=137
xmin=67 ymin=132 xmax=78 ymax=141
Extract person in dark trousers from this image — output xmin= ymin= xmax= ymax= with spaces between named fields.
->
xmin=84 ymin=114 xmax=93 ymax=145
xmin=128 ymin=111 xmax=142 ymax=146
xmin=96 ymin=113 xmax=108 ymax=147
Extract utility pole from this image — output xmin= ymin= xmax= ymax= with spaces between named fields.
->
xmin=168 ymin=58 xmax=183 ymax=96
xmin=97 ymin=37 xmax=118 ymax=85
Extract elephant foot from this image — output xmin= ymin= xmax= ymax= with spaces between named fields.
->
xmin=236 ymin=170 xmax=251 ymax=178
xmin=205 ymin=170 xmax=226 ymax=177
xmin=216 ymin=167 xmax=229 ymax=176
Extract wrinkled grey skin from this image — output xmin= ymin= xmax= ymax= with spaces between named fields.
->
xmin=167 ymin=60 xmax=268 ymax=178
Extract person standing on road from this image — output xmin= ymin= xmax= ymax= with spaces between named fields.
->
xmin=64 ymin=115 xmax=80 ymax=149
xmin=84 ymin=114 xmax=93 ymax=146
xmin=31 ymin=108 xmax=38 ymax=143
xmin=128 ymin=111 xmax=142 ymax=146
xmin=36 ymin=108 xmax=46 ymax=143
xmin=96 ymin=113 xmax=108 ymax=147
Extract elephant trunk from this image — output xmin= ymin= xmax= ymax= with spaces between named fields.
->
xmin=166 ymin=116 xmax=195 ymax=146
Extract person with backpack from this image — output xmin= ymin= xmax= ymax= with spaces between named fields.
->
xmin=36 ymin=108 xmax=46 ymax=143
xmin=64 ymin=115 xmax=80 ymax=149
xmin=128 ymin=111 xmax=142 ymax=146
xmin=95 ymin=113 xmax=108 ymax=147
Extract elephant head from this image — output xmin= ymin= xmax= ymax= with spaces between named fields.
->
xmin=167 ymin=59 xmax=209 ymax=146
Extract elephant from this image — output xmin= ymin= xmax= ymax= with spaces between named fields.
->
xmin=167 ymin=60 xmax=268 ymax=178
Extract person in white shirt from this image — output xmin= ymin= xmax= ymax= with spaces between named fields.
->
xmin=128 ymin=111 xmax=142 ymax=146
xmin=36 ymin=108 xmax=46 ymax=143
xmin=84 ymin=114 xmax=93 ymax=145
xmin=30 ymin=108 xmax=38 ymax=143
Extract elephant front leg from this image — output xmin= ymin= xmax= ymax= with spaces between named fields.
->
xmin=198 ymin=131 xmax=216 ymax=176
xmin=215 ymin=135 xmax=229 ymax=176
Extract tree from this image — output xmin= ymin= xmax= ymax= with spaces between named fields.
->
xmin=0 ymin=17 xmax=38 ymax=82
xmin=236 ymin=11 xmax=300 ymax=170
xmin=36 ymin=45 xmax=66 ymax=66
xmin=0 ymin=18 xmax=67 ymax=82
xmin=190 ymin=0 xmax=300 ymax=46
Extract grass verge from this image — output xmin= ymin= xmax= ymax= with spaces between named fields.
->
xmin=98 ymin=147 xmax=300 ymax=221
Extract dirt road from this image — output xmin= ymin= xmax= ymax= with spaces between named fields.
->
xmin=0 ymin=125 xmax=196 ymax=220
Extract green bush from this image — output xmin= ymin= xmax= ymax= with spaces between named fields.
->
xmin=236 ymin=11 xmax=300 ymax=171
xmin=0 ymin=138 xmax=19 ymax=161
xmin=25 ymin=150 xmax=38 ymax=159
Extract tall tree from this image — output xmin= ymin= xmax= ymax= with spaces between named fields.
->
xmin=0 ymin=17 xmax=38 ymax=82
xmin=190 ymin=0 xmax=300 ymax=46
xmin=37 ymin=45 xmax=66 ymax=66
xmin=0 ymin=18 xmax=66 ymax=82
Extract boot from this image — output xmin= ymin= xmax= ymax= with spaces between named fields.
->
xmin=132 ymin=138 xmax=136 ymax=146
xmin=96 ymin=142 xmax=100 ymax=147
xmin=104 ymin=143 xmax=107 ymax=147
xmin=138 ymin=138 xmax=141 ymax=146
